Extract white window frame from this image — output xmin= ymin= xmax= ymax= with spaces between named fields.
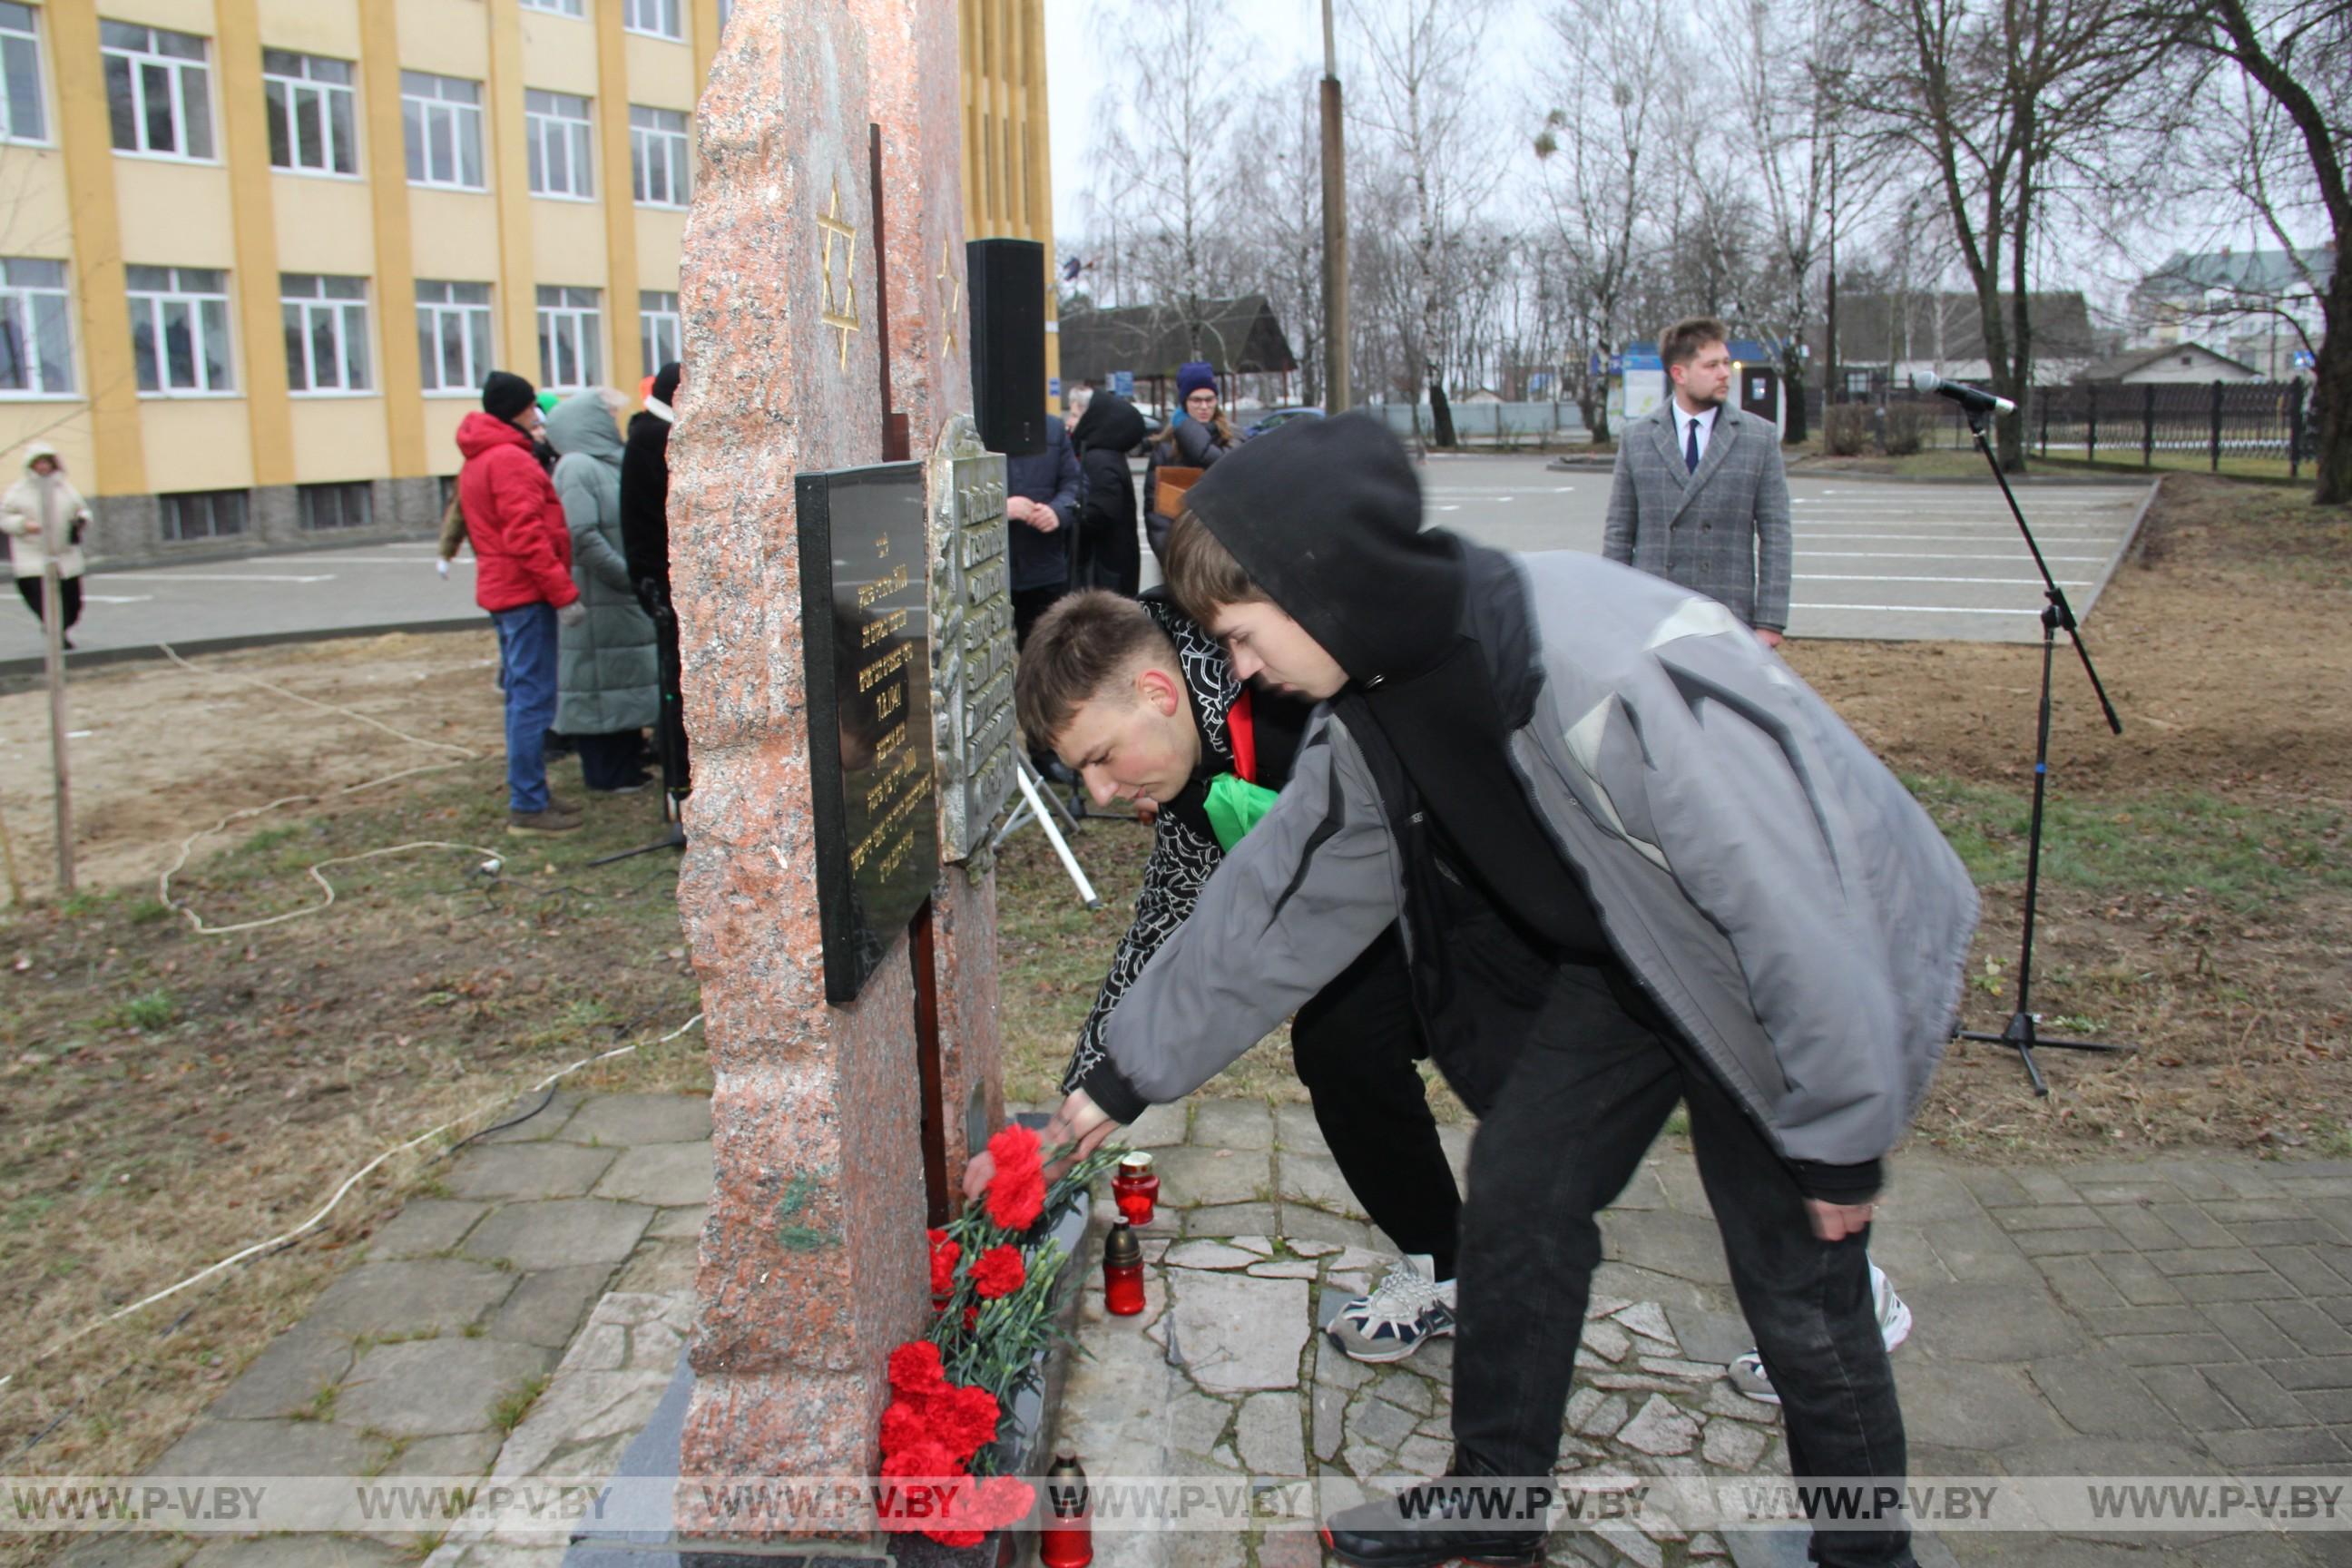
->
xmin=0 ymin=3 xmax=49 ymax=146
xmin=524 ymin=90 xmax=593 ymax=201
xmin=0 ymin=257 xmax=74 ymax=398
xmin=263 ymin=50 xmax=358 ymax=178
xmin=102 ymin=22 xmax=214 ymax=162
xmin=624 ymin=0 xmax=683 ymax=40
xmin=281 ymin=274 xmax=372 ymax=397
xmin=536 ymin=285 xmax=602 ymax=392
xmin=416 ymin=279 xmax=494 ymax=397
xmin=640 ymin=291 xmax=681 ymax=378
xmin=127 ymin=266 xmax=234 ymax=397
xmin=629 ymin=105 xmax=689 ymax=208
xmin=519 ymin=0 xmax=586 ymax=15
xmin=401 ymin=71 xmax=484 ymax=191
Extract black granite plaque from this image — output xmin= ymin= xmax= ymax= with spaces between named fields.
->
xmin=797 ymin=461 xmax=941 ymax=1005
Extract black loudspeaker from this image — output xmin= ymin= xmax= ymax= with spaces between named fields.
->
xmin=966 ymin=238 xmax=1046 ymax=456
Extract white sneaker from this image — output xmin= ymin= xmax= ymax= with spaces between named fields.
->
xmin=1328 ymin=1253 xmax=1458 ymax=1364
xmin=1727 ymin=1261 xmax=1911 ymax=1406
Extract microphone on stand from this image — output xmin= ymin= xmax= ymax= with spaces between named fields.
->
xmin=1911 ymin=371 xmax=2017 ymax=417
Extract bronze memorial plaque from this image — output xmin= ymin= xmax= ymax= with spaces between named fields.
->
xmin=927 ymin=416 xmax=1018 ymax=861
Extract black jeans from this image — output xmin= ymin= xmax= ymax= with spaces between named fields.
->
xmin=1450 ymin=963 xmax=1912 ymax=1568
xmin=1292 ymin=926 xmax=1462 ymax=1279
xmin=575 ymin=730 xmax=646 ymax=790
xmin=16 ymin=574 xmax=82 ymax=633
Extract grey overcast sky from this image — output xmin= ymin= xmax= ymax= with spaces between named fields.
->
xmin=1042 ymin=0 xmax=1329 ymax=242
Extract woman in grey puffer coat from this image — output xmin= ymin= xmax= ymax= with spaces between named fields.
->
xmin=546 ymin=390 xmax=658 ymax=792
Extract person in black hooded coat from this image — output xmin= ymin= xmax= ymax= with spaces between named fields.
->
xmin=1070 ymin=390 xmax=1146 ymax=597
xmin=619 ymin=361 xmax=688 ymax=796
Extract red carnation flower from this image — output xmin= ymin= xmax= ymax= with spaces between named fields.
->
xmin=986 ymin=1123 xmax=1043 ymax=1181
xmin=880 ymin=1439 xmax=962 ymax=1481
xmin=984 ymin=1152 xmax=1046 ymax=1231
xmin=928 ymin=1383 xmax=1003 ymax=1462
xmin=877 ymin=1440 xmax=965 ymax=1535
xmin=971 ymin=1245 xmax=1026 ymax=1299
xmin=927 ymin=1229 xmax=961 ymax=1298
xmin=879 ymin=1398 xmax=929 ymax=1459
xmin=887 ymin=1339 xmax=949 ymax=1398
xmin=975 ymin=1475 xmax=1037 ymax=1529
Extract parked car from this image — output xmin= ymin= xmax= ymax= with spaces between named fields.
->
xmin=1246 ymin=406 xmax=1324 ymax=439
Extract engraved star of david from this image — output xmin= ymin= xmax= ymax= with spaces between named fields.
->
xmin=937 ymin=238 xmax=964 ymax=355
xmin=818 ymin=179 xmax=861 ymax=370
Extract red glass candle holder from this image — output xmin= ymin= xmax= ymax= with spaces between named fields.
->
xmin=1040 ymin=1454 xmax=1092 ymax=1568
xmin=1111 ymin=1152 xmax=1161 ymax=1226
xmin=1102 ymin=1220 xmax=1145 ymax=1316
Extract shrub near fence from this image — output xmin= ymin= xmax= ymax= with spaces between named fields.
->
xmin=1810 ymin=382 xmax=2314 ymax=479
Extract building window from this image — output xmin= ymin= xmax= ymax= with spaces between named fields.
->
xmin=624 ymin=0 xmax=683 ymax=38
xmin=416 ymin=279 xmax=493 ymax=396
xmin=524 ymin=90 xmax=593 ymax=200
xmin=402 ymin=71 xmax=483 ymax=190
xmin=127 ymin=266 xmax=232 ymax=394
xmin=640 ymin=291 xmax=681 ymax=377
xmin=299 ymin=481 xmax=373 ymax=531
xmin=159 ymin=489 xmax=248 ymax=543
xmin=629 ymin=106 xmax=689 ymax=207
xmin=0 ymin=258 xmax=73 ymax=396
xmin=537 ymin=285 xmax=601 ymax=391
xmin=102 ymin=22 xmax=213 ymax=161
xmin=0 ymin=3 xmax=46 ymax=144
xmin=281 ymin=274 xmax=371 ymax=395
xmin=519 ymin=0 xmax=586 ymax=15
xmin=263 ymin=50 xmax=357 ymax=176
xmin=717 ymin=0 xmax=734 ymax=32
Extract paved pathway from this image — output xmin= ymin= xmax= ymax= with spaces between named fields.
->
xmin=53 ymin=1092 xmax=710 ymax=1568
xmin=52 ymin=1095 xmax=2352 ymax=1567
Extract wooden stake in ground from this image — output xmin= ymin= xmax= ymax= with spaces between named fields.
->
xmin=0 ymin=787 xmax=22 ymax=906
xmin=43 ymin=557 xmax=73 ymax=894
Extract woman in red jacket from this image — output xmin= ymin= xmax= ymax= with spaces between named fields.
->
xmin=457 ymin=371 xmax=584 ymax=835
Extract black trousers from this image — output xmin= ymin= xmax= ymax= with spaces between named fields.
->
xmin=15 ymin=574 xmax=82 ymax=634
xmin=1291 ymin=926 xmax=1463 ymax=1280
xmin=1012 ymin=583 xmax=1066 ymax=649
xmin=1449 ymin=962 xmax=1912 ymax=1567
xmin=575 ymin=730 xmax=645 ymax=790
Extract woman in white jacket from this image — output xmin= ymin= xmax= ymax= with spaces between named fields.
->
xmin=0 ymin=442 xmax=92 ymax=647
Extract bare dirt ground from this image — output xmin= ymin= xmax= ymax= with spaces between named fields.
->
xmin=1000 ymin=476 xmax=2351 ymax=1159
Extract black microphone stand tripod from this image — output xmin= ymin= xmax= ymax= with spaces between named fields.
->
xmin=1955 ymin=405 xmax=2133 ymax=1094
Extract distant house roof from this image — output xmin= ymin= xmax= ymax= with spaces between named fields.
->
xmin=1810 ymin=292 xmax=2102 ymax=366
xmin=2138 ymin=246 xmax=2336 ymax=299
xmin=1057 ymin=295 xmax=1298 ymax=385
xmin=2082 ymin=342 xmax=2262 ymax=382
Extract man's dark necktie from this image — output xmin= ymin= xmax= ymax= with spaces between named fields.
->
xmin=1685 ymin=417 xmax=1700 ymax=474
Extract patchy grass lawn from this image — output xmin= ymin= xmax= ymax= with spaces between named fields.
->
xmin=0 ymin=761 xmax=705 ymax=1537
xmin=997 ymin=476 xmax=2352 ymax=1161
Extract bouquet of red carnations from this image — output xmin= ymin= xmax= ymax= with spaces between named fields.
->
xmin=875 ymin=1124 xmax=1123 ymax=1546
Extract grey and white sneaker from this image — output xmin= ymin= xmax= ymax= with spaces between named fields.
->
xmin=1328 ymin=1253 xmax=1457 ymax=1364
xmin=1728 ymin=1260 xmax=1913 ymax=1405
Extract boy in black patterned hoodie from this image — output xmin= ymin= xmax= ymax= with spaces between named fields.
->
xmin=1006 ymin=587 xmax=1463 ymax=1363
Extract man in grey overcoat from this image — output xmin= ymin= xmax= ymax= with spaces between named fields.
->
xmin=1603 ymin=317 xmax=1792 ymax=648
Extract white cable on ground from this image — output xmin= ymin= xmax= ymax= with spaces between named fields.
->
xmin=153 ymin=642 xmax=494 ymax=933
xmin=0 ymin=1013 xmax=703 ymax=1396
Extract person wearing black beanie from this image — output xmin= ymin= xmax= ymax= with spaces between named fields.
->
xmin=482 ymin=369 xmax=537 ymax=423
xmin=982 ymin=410 xmax=1979 ymax=1568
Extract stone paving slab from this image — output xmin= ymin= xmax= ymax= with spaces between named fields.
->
xmin=91 ymin=1094 xmax=718 ymax=1568
xmin=77 ymin=1094 xmax=2352 ymax=1568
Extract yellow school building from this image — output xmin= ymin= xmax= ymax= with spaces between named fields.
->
xmin=0 ymin=0 xmax=1054 ymax=564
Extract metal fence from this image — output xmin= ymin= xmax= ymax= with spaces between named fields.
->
xmin=1811 ymin=381 xmax=2316 ymax=477
xmin=1365 ymin=401 xmax=1592 ymax=446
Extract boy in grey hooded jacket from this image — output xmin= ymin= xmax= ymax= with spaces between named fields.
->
xmin=995 ymin=414 xmax=1976 ymax=1568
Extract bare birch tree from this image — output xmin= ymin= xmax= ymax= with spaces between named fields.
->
xmin=1343 ymin=0 xmax=1505 ymax=447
